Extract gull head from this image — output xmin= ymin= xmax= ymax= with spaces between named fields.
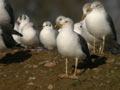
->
xmin=91 ymin=1 xmax=104 ymax=9
xmin=16 ymin=14 xmax=30 ymax=25
xmin=43 ymin=21 xmax=53 ymax=29
xmin=56 ymin=15 xmax=66 ymax=24
xmin=81 ymin=3 xmax=91 ymax=20
xmin=56 ymin=17 xmax=74 ymax=28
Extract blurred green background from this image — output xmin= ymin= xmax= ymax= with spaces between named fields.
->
xmin=11 ymin=0 xmax=120 ymax=41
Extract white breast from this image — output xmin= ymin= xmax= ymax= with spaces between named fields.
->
xmin=85 ymin=10 xmax=112 ymax=39
xmin=40 ymin=28 xmax=56 ymax=50
xmin=57 ymin=29 xmax=85 ymax=58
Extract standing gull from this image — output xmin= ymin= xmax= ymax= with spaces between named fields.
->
xmin=40 ymin=21 xmax=57 ymax=50
xmin=85 ymin=1 xmax=117 ymax=53
xmin=56 ymin=18 xmax=92 ymax=79
xmin=15 ymin=14 xmax=39 ymax=49
xmin=0 ymin=0 xmax=14 ymax=28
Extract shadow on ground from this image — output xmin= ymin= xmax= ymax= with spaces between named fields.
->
xmin=0 ymin=50 xmax=32 ymax=64
xmin=72 ymin=55 xmax=107 ymax=74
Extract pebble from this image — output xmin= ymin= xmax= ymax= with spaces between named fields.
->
xmin=44 ymin=61 xmax=56 ymax=67
xmin=33 ymin=65 xmax=38 ymax=69
xmin=92 ymin=68 xmax=100 ymax=72
xmin=25 ymin=70 xmax=29 ymax=74
xmin=28 ymin=82 xmax=34 ymax=86
xmin=24 ymin=64 xmax=32 ymax=69
xmin=39 ymin=60 xmax=49 ymax=65
xmin=48 ymin=84 xmax=53 ymax=90
xmin=29 ymin=76 xmax=36 ymax=80
xmin=16 ymin=75 xmax=19 ymax=78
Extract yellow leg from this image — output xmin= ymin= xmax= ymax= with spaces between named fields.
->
xmin=65 ymin=58 xmax=68 ymax=77
xmin=94 ymin=37 xmax=96 ymax=53
xmin=69 ymin=58 xmax=78 ymax=79
xmin=59 ymin=58 xmax=68 ymax=78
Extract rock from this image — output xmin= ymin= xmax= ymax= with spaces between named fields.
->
xmin=3 ymin=74 xmax=7 ymax=77
xmin=16 ymin=75 xmax=19 ymax=78
xmin=39 ymin=60 xmax=49 ymax=65
xmin=28 ymin=77 xmax=36 ymax=80
xmin=28 ymin=82 xmax=34 ymax=86
xmin=33 ymin=65 xmax=38 ymax=69
xmin=44 ymin=61 xmax=56 ymax=67
xmin=48 ymin=84 xmax=53 ymax=90
xmin=24 ymin=64 xmax=32 ymax=69
xmin=25 ymin=70 xmax=29 ymax=74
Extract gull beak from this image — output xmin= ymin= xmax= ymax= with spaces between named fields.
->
xmin=15 ymin=20 xmax=20 ymax=25
xmin=55 ymin=24 xmax=62 ymax=28
xmin=86 ymin=8 xmax=93 ymax=12
xmin=81 ymin=14 xmax=86 ymax=20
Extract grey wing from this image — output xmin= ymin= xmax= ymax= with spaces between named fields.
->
xmin=78 ymin=34 xmax=91 ymax=61
xmin=106 ymin=14 xmax=117 ymax=41
xmin=4 ymin=0 xmax=14 ymax=28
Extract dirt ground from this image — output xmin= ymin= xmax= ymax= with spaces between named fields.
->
xmin=0 ymin=49 xmax=120 ymax=90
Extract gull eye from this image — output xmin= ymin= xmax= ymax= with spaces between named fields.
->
xmin=24 ymin=15 xmax=26 ymax=20
xmin=65 ymin=21 xmax=68 ymax=23
xmin=59 ymin=18 xmax=62 ymax=21
xmin=80 ymin=25 xmax=82 ymax=28
xmin=96 ymin=4 xmax=100 ymax=7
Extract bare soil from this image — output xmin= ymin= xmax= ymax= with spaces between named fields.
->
xmin=0 ymin=49 xmax=120 ymax=90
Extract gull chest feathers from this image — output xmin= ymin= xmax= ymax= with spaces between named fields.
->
xmin=86 ymin=10 xmax=112 ymax=39
xmin=57 ymin=22 xmax=86 ymax=58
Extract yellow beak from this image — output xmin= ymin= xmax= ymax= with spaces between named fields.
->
xmin=55 ymin=24 xmax=62 ymax=28
xmin=81 ymin=14 xmax=86 ymax=20
xmin=86 ymin=8 xmax=93 ymax=12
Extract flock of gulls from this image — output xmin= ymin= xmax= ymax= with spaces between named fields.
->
xmin=0 ymin=0 xmax=119 ymax=79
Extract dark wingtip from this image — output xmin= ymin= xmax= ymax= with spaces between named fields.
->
xmin=12 ymin=30 xmax=23 ymax=37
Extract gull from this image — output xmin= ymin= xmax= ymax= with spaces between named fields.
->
xmin=0 ymin=25 xmax=23 ymax=51
xmin=0 ymin=0 xmax=14 ymax=28
xmin=74 ymin=21 xmax=97 ymax=51
xmin=56 ymin=17 xmax=92 ymax=79
xmin=15 ymin=14 xmax=39 ymax=49
xmin=40 ymin=21 xmax=57 ymax=50
xmin=55 ymin=15 xmax=66 ymax=33
xmin=85 ymin=1 xmax=117 ymax=53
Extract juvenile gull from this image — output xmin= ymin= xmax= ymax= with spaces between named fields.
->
xmin=15 ymin=14 xmax=39 ymax=48
xmin=56 ymin=17 xmax=92 ymax=79
xmin=40 ymin=21 xmax=57 ymax=50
